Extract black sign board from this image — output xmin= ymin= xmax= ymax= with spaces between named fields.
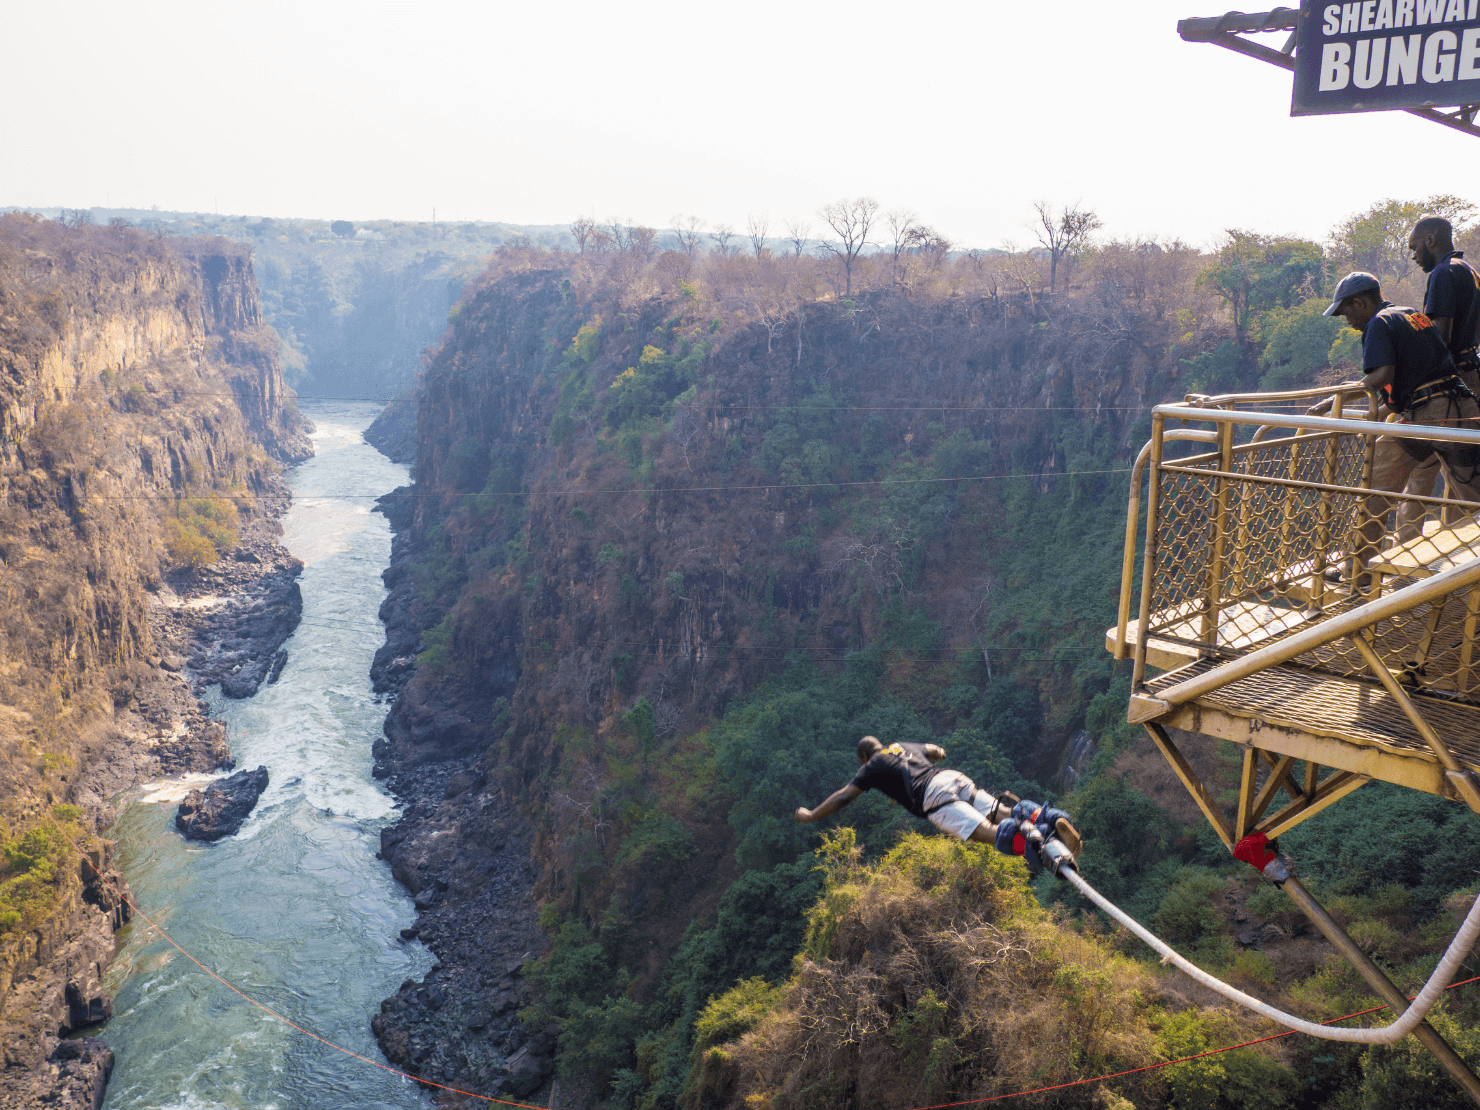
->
xmin=1293 ymin=0 xmax=1480 ymax=114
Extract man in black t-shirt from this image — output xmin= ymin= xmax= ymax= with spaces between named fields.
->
xmin=1398 ymin=218 xmax=1480 ymax=537
xmin=1314 ymin=271 xmax=1480 ymax=576
xmin=794 ymin=735 xmax=1081 ymax=856
xmin=1412 ymin=217 xmax=1480 ymax=377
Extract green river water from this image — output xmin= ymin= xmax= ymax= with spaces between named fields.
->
xmin=98 ymin=402 xmax=436 ymax=1109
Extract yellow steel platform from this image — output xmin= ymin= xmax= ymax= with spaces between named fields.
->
xmin=1141 ymin=657 xmax=1480 ymax=806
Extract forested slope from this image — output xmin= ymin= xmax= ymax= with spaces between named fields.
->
xmin=371 ymin=208 xmax=1480 ymax=1109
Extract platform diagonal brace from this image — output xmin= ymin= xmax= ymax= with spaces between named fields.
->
xmin=1249 ymin=753 xmax=1298 ymax=826
xmin=1347 ymin=634 xmax=1480 ymax=813
xmin=1144 ymin=722 xmax=1235 ymax=848
xmin=1257 ymin=770 xmax=1367 ymax=838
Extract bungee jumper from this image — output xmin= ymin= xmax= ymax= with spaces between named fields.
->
xmin=794 ymin=735 xmax=1082 ymax=872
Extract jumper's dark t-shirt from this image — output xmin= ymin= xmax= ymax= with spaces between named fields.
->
xmin=1361 ymin=302 xmax=1455 ymax=412
xmin=850 ymin=742 xmax=941 ymax=818
xmin=1424 ymin=252 xmax=1480 ymax=360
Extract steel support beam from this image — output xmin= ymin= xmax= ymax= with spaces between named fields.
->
xmin=1178 ymin=9 xmax=1480 ymax=140
xmin=1282 ymin=876 xmax=1480 ymax=1106
xmin=1143 ymin=723 xmax=1235 ymax=848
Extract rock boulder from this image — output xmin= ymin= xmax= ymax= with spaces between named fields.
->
xmin=175 ymin=766 xmax=269 ymax=842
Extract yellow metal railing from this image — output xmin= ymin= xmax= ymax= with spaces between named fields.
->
xmin=1117 ymin=387 xmax=1480 ymax=718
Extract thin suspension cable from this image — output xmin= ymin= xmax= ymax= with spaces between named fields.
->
xmin=28 ymin=465 xmax=1134 ymax=503
xmin=56 ymin=386 xmax=1162 ymax=412
xmin=263 ymin=613 xmax=1112 ymax=661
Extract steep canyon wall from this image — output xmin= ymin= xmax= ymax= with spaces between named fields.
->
xmin=365 ymin=250 xmax=1215 ymax=1101
xmin=0 ymin=214 xmax=309 ymax=1103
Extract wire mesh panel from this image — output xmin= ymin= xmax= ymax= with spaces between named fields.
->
xmin=1135 ymin=409 xmax=1480 ymax=709
xmin=1147 ymin=430 xmax=1369 ymax=645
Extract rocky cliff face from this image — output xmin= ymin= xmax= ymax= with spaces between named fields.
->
xmin=0 ymin=214 xmax=310 ymax=1105
xmin=363 ymin=250 xmax=1196 ymax=1101
xmin=377 ymin=265 xmax=1158 ymax=781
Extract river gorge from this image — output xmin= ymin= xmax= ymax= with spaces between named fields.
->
xmin=5 ymin=198 xmax=1478 ymax=1110
xmin=97 ymin=404 xmax=434 ymax=1109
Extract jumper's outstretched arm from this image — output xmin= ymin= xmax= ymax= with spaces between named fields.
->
xmin=795 ymin=784 xmax=862 ymax=824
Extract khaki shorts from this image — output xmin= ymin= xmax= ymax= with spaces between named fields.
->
xmin=922 ymin=770 xmax=993 ymax=840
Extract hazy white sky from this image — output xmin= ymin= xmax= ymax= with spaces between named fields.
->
xmin=4 ymin=0 xmax=1477 ymax=250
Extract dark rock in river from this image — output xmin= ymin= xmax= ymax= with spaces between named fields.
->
xmin=175 ymin=766 xmax=269 ymax=841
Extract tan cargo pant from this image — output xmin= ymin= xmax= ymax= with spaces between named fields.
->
xmin=1395 ymin=370 xmax=1480 ymax=541
xmin=1358 ymin=390 xmax=1480 ymax=567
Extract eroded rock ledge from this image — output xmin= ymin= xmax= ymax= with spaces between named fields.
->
xmin=0 ymin=496 xmax=303 ymax=1109
xmin=371 ymin=758 xmax=547 ymax=1102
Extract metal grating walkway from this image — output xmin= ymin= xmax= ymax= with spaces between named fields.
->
xmin=1142 ymin=658 xmax=1480 ymax=775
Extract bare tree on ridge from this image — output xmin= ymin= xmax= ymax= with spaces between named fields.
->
xmin=783 ymin=218 xmax=811 ymax=258
xmin=747 ymin=213 xmax=771 ymax=258
xmin=1032 ymin=201 xmax=1102 ymax=294
xmin=670 ymin=215 xmax=705 ymax=263
xmin=818 ymin=197 xmax=879 ymax=297
xmin=710 ymin=223 xmax=737 ymax=258
xmin=887 ymin=209 xmax=921 ymax=284
xmin=570 ymin=216 xmax=597 ymax=254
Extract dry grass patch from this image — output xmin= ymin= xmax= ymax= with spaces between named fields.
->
xmin=690 ymin=830 xmax=1179 ymax=1110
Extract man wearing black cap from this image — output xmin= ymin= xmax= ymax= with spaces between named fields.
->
xmin=1312 ymin=271 xmax=1480 ymax=577
xmin=1396 ymin=217 xmax=1480 ymax=539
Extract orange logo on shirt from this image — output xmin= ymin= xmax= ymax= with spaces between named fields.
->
xmin=1407 ymin=313 xmax=1434 ymax=329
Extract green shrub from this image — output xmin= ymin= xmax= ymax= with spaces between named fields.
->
xmin=416 ymin=616 xmax=453 ymax=674
xmin=616 ymin=809 xmax=693 ymax=866
xmin=692 ymin=977 xmax=784 ymax=1057
xmin=165 ymin=493 xmax=239 ymax=567
xmin=1153 ymin=867 xmax=1227 ymax=945
xmin=561 ymin=989 xmax=644 ymax=1086
xmin=568 ymin=318 xmax=602 ymax=368
xmin=607 ymin=344 xmax=702 ymax=430
xmin=1232 ymin=949 xmax=1276 ymax=985
xmin=0 ymin=821 xmax=74 ymax=929
xmin=1258 ymin=296 xmax=1345 ymax=391
xmin=1182 ymin=340 xmax=1242 ymax=394
xmin=1156 ymin=1009 xmax=1297 ymax=1109
xmin=3 ymin=824 xmax=66 ymax=876
xmin=1358 ymin=1010 xmax=1480 ymax=1108
xmin=1245 ymin=882 xmax=1291 ymax=921
xmin=619 ymin=697 xmax=656 ymax=751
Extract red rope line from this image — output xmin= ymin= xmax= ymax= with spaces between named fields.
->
xmin=0 ymin=745 xmax=543 ymax=1108
xmin=6 ymin=740 xmax=1476 ymax=1109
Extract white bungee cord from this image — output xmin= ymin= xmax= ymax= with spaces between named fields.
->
xmin=1060 ymin=859 xmax=1480 ymax=1044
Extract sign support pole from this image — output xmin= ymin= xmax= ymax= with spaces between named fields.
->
xmin=1179 ymin=8 xmax=1480 ymax=139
